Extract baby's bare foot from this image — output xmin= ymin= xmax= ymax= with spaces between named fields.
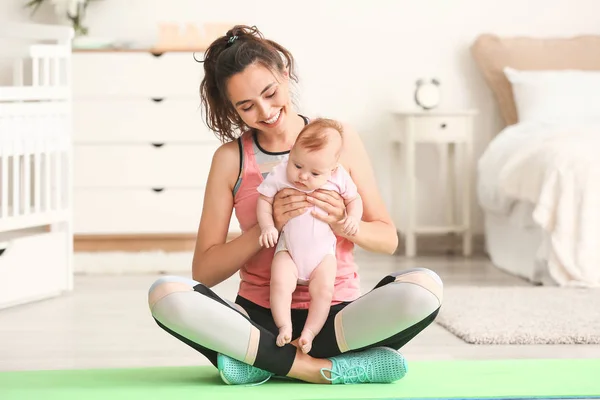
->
xmin=276 ymin=326 xmax=292 ymax=347
xmin=299 ymin=329 xmax=315 ymax=354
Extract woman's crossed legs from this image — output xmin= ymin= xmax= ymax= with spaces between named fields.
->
xmin=148 ymin=268 xmax=443 ymax=385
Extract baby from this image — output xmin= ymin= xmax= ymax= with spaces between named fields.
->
xmin=256 ymin=118 xmax=363 ymax=354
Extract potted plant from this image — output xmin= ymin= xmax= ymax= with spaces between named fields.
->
xmin=25 ymin=0 xmax=98 ymax=37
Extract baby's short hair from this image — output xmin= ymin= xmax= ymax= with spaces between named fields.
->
xmin=295 ymin=118 xmax=343 ymax=154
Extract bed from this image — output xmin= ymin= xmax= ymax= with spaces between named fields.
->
xmin=471 ymin=34 xmax=600 ymax=288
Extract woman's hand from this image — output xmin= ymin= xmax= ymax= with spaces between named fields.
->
xmin=273 ymin=188 xmax=311 ymax=232
xmin=307 ymin=189 xmax=347 ymax=234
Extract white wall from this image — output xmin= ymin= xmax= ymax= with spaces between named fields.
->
xmin=5 ymin=0 xmax=600 ymax=234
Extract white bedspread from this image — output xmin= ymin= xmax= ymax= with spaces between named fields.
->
xmin=478 ymin=121 xmax=600 ymax=287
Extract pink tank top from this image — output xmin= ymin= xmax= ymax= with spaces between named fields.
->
xmin=233 ymin=130 xmax=361 ymax=309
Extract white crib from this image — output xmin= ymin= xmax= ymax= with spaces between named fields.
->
xmin=0 ymin=23 xmax=74 ymax=309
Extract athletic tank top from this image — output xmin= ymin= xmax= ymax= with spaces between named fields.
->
xmin=232 ymin=115 xmax=361 ymax=309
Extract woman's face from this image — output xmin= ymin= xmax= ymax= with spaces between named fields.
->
xmin=226 ymin=63 xmax=292 ymax=135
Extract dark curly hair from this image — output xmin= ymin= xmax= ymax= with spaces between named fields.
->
xmin=197 ymin=25 xmax=298 ymax=143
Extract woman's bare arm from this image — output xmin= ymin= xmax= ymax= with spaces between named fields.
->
xmin=192 ymin=141 xmax=262 ymax=287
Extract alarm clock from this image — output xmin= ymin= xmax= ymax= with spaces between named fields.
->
xmin=414 ymin=78 xmax=441 ymax=110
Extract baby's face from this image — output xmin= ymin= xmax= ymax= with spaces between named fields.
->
xmin=287 ymin=145 xmax=338 ymax=191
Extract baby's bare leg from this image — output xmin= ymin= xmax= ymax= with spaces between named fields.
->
xmin=270 ymin=251 xmax=298 ymax=347
xmin=299 ymin=254 xmax=337 ymax=354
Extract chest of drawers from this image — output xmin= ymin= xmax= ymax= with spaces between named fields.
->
xmin=72 ymin=50 xmax=240 ymax=240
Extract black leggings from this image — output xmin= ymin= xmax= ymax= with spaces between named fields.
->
xmin=148 ymin=268 xmax=443 ymax=376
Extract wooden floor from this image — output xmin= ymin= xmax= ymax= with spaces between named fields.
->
xmin=1 ymin=251 xmax=599 ymax=372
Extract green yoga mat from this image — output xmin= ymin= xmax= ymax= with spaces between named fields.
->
xmin=0 ymin=359 xmax=598 ymax=400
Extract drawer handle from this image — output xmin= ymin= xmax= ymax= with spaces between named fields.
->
xmin=151 ymin=97 xmax=165 ymax=103
xmin=0 ymin=242 xmax=8 ymax=257
xmin=151 ymin=142 xmax=165 ymax=148
xmin=440 ymin=123 xmax=447 ymax=129
xmin=150 ymin=51 xmax=164 ymax=57
xmin=152 ymin=187 xmax=165 ymax=193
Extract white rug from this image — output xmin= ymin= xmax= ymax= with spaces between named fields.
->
xmin=435 ymin=286 xmax=600 ymax=344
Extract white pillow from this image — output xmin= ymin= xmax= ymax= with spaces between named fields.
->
xmin=504 ymin=67 xmax=600 ymax=124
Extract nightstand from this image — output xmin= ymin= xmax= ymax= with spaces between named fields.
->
xmin=390 ymin=109 xmax=478 ymax=257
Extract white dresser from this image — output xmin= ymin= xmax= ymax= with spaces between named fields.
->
xmin=72 ymin=50 xmax=240 ymax=239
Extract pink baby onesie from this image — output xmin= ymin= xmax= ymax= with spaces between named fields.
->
xmin=257 ymin=158 xmax=358 ymax=284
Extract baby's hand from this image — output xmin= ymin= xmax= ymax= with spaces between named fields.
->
xmin=259 ymin=226 xmax=279 ymax=248
xmin=341 ymin=215 xmax=360 ymax=236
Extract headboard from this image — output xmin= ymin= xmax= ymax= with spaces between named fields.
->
xmin=470 ymin=34 xmax=600 ymax=126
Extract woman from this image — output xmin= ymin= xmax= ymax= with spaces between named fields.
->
xmin=147 ymin=25 xmax=443 ymax=386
